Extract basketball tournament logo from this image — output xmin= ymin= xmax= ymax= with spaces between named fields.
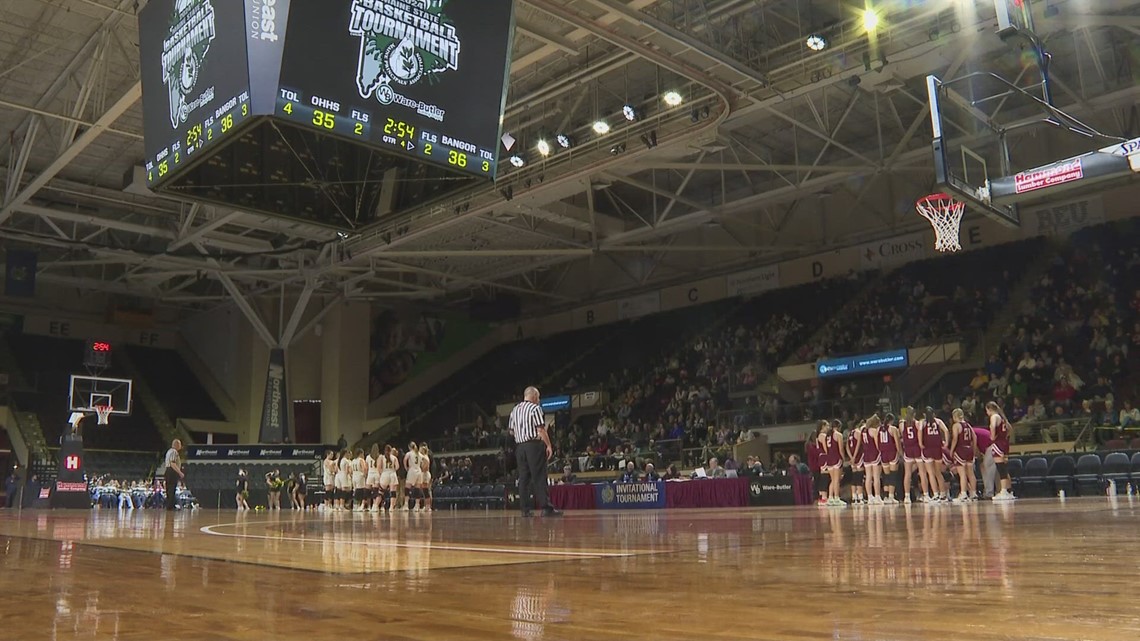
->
xmin=600 ymin=484 xmax=616 ymax=505
xmin=349 ymin=0 xmax=459 ymax=122
xmin=161 ymin=0 xmax=217 ymax=129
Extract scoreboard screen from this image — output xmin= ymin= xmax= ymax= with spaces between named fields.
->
xmin=140 ymin=0 xmax=515 ymax=191
xmin=139 ymin=0 xmax=254 ymax=188
xmin=274 ymin=0 xmax=515 ymax=179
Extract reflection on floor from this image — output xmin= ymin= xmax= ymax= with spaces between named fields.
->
xmin=1 ymin=499 xmax=1137 ymax=640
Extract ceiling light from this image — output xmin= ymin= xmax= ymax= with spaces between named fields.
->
xmin=663 ymin=91 xmax=683 ymax=107
xmin=609 ymin=143 xmax=626 ymax=155
xmin=508 ymin=155 xmax=525 ymax=168
xmin=862 ymin=8 xmax=879 ymax=32
xmin=592 ymin=120 xmax=611 ymax=135
xmin=536 ymin=139 xmax=551 ymax=157
xmin=806 ymin=34 xmax=827 ymax=51
xmin=556 ymin=133 xmax=573 ymax=148
xmin=622 ymin=104 xmax=639 ymax=121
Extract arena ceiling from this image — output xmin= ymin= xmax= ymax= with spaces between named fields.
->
xmin=1 ymin=0 xmax=1139 ymax=321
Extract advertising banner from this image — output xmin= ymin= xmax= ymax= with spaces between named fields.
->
xmin=595 ymin=481 xmax=667 ymax=509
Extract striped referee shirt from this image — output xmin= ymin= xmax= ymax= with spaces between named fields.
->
xmin=509 ymin=400 xmax=545 ymax=443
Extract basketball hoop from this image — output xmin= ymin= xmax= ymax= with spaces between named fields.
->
xmin=916 ymin=193 xmax=965 ymax=253
xmin=94 ymin=405 xmax=113 ymax=426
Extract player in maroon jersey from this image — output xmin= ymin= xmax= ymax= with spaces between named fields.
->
xmin=949 ymin=408 xmax=977 ymax=503
xmin=818 ymin=419 xmax=845 ymax=507
xmin=985 ymin=401 xmax=1015 ymax=500
xmin=918 ymin=407 xmax=949 ymax=502
xmin=899 ymin=406 xmax=925 ymax=504
xmin=861 ymin=415 xmax=883 ymax=505
xmin=845 ymin=421 xmax=865 ymax=505
xmin=806 ymin=424 xmax=827 ymax=506
xmin=878 ymin=413 xmax=901 ymax=504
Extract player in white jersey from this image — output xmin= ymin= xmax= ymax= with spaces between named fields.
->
xmin=418 ymin=446 xmax=433 ymax=512
xmin=404 ymin=442 xmax=423 ymax=511
xmin=379 ymin=444 xmax=400 ymax=513
xmin=351 ymin=449 xmax=367 ymax=511
xmin=366 ymin=444 xmax=381 ymax=512
xmin=322 ymin=450 xmax=336 ymax=511
xmin=336 ymin=450 xmax=352 ymax=510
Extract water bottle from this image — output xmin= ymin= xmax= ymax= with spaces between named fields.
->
xmin=1058 ymin=489 xmax=1065 ymax=500
xmin=1108 ymin=479 xmax=1117 ymax=497
xmin=1129 ymin=483 xmax=1135 ymax=496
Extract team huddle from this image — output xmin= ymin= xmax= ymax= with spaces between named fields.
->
xmin=808 ymin=401 xmax=1015 ymax=506
xmin=321 ymin=442 xmax=433 ymax=512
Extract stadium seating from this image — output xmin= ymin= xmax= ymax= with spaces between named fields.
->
xmin=1019 ymin=457 xmax=1049 ymax=497
xmin=1101 ymin=452 xmax=1131 ymax=486
xmin=124 ymin=346 xmax=225 ymax=422
xmin=1071 ymin=454 xmax=1103 ymax=495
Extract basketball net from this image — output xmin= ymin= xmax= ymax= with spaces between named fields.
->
xmin=916 ymin=193 xmax=965 ymax=253
xmin=94 ymin=405 xmax=113 ymax=426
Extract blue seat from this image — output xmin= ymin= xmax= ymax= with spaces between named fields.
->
xmin=1072 ymin=454 xmax=1102 ymax=496
xmin=1019 ymin=457 xmax=1049 ymax=497
xmin=1046 ymin=455 xmax=1077 ymax=495
xmin=1102 ymin=452 xmax=1131 ymax=487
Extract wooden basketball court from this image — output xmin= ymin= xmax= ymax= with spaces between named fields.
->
xmin=1 ymin=499 xmax=1136 ymax=640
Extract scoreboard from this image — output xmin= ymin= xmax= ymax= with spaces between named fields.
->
xmin=274 ymin=0 xmax=510 ymax=179
xmin=140 ymin=0 xmax=515 ymax=190
xmin=138 ymin=0 xmax=254 ymax=187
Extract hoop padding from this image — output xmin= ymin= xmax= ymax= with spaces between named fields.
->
xmin=94 ymin=405 xmax=113 ymax=426
xmin=916 ymin=194 xmax=965 ymax=253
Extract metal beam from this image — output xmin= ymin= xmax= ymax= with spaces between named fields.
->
xmin=579 ymin=0 xmax=766 ymax=90
xmin=292 ymin=294 xmax=345 ymax=342
xmin=14 ymin=204 xmax=272 ymax=253
xmin=5 ymin=118 xmax=39 ymax=204
xmin=657 ymin=151 xmax=705 ymax=225
xmin=515 ymin=19 xmax=578 ymax=55
xmin=0 ymin=81 xmax=142 ymax=225
xmin=0 ymin=98 xmax=141 ymax=140
xmin=168 ymin=210 xmax=244 ymax=251
xmin=216 ymin=271 xmax=277 ymax=347
xmin=762 ymin=107 xmax=878 ymax=168
xmin=600 ymin=172 xmax=711 ymax=213
xmin=479 ymin=215 xmax=590 ymax=247
xmin=0 ymin=0 xmax=137 ymax=156
xmin=375 ymin=249 xmax=592 ymax=258
xmin=280 ymin=281 xmax=316 ymax=346
xmin=628 ymin=162 xmax=916 ymax=174
xmin=376 ymin=260 xmax=574 ymax=301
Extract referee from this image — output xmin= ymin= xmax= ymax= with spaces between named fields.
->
xmin=509 ymin=387 xmax=561 ymax=517
xmin=162 ymin=439 xmax=185 ymax=511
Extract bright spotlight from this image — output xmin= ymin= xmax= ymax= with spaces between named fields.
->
xmin=663 ymin=91 xmax=683 ymax=107
xmin=806 ymin=34 xmax=827 ymax=51
xmin=592 ymin=120 xmax=611 ymax=135
xmin=622 ymin=104 xmax=639 ymax=121
xmin=509 ymin=155 xmax=526 ymax=168
xmin=536 ymin=139 xmax=551 ymax=157
xmin=862 ymin=8 xmax=879 ymax=32
xmin=556 ymin=133 xmax=573 ymax=148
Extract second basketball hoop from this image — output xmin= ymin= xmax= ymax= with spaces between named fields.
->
xmin=94 ymin=404 xmax=114 ymax=426
xmin=916 ymin=193 xmax=965 ymax=253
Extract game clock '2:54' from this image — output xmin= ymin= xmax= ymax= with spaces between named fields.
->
xmin=148 ymin=96 xmax=249 ymax=184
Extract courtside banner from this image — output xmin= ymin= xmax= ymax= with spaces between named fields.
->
xmin=186 ymin=445 xmax=330 ymax=459
xmin=595 ymin=481 xmax=666 ymax=509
